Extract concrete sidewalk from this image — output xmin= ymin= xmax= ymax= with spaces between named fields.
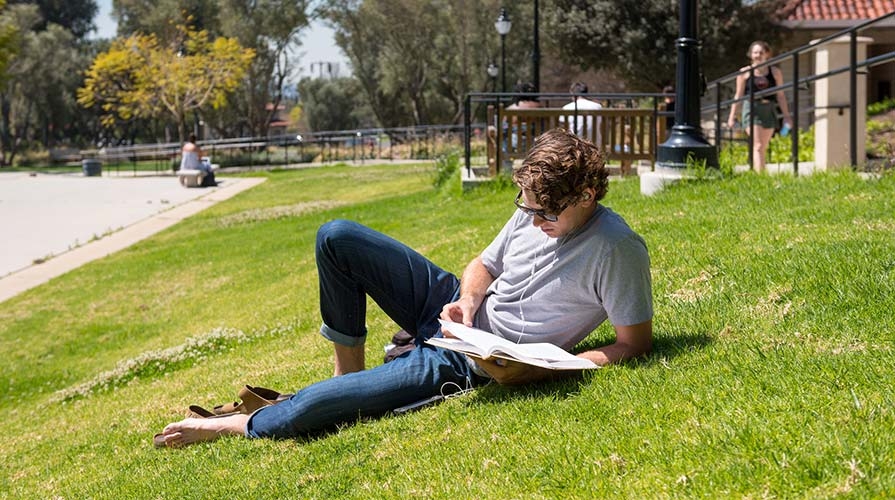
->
xmin=0 ymin=172 xmax=265 ymax=303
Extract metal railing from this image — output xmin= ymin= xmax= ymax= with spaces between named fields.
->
xmin=74 ymin=124 xmax=472 ymax=175
xmin=703 ymin=10 xmax=895 ymax=174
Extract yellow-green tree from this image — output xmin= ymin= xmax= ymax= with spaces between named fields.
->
xmin=0 ymin=0 xmax=19 ymax=82
xmin=78 ymin=25 xmax=254 ymax=141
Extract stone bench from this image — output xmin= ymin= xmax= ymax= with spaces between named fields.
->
xmin=176 ymin=157 xmax=217 ymax=187
xmin=176 ymin=169 xmax=207 ymax=187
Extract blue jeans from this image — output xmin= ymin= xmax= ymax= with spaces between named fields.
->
xmin=247 ymin=220 xmax=486 ymax=439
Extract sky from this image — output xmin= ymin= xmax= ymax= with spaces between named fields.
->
xmin=91 ymin=0 xmax=351 ymax=77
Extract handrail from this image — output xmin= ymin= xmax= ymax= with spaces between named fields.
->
xmin=703 ymin=10 xmax=895 ymax=173
xmin=72 ymin=123 xmax=476 ymax=173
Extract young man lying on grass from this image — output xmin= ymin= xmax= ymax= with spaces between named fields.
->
xmin=155 ymin=128 xmax=653 ymax=447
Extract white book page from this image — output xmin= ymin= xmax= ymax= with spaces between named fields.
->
xmin=436 ymin=320 xmax=597 ymax=369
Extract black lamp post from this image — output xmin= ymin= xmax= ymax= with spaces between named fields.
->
xmin=487 ymin=62 xmax=499 ymax=92
xmin=656 ymin=0 xmax=718 ymax=169
xmin=532 ymin=0 xmax=540 ymax=92
xmin=494 ymin=8 xmax=512 ymax=93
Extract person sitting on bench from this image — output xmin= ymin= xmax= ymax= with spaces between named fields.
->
xmin=180 ymin=134 xmax=216 ymax=187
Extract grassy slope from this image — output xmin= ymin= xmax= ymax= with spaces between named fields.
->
xmin=1 ymin=164 xmax=893 ymax=499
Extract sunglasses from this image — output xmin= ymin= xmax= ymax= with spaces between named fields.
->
xmin=514 ymin=190 xmax=560 ymax=222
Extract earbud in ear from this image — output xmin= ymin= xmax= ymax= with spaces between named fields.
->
xmin=582 ymin=193 xmax=591 ymax=201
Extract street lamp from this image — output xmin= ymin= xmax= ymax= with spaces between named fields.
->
xmin=494 ymin=8 xmax=512 ymax=93
xmin=656 ymin=0 xmax=718 ymax=169
xmin=487 ymin=62 xmax=499 ymax=92
xmin=532 ymin=0 xmax=540 ymax=92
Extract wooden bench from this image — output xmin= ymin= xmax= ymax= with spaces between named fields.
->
xmin=486 ymin=106 xmax=665 ymax=176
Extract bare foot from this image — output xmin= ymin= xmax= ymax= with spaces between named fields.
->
xmin=155 ymin=414 xmax=250 ymax=448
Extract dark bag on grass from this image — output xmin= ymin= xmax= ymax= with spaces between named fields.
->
xmin=384 ymin=329 xmax=416 ymax=363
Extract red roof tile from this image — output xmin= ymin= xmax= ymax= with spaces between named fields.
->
xmin=781 ymin=0 xmax=895 ymax=21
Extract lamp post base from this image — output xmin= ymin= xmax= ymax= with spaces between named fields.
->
xmin=656 ymin=128 xmax=718 ymax=169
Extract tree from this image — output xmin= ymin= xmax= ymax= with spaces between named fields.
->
xmin=0 ymin=3 xmax=87 ymax=166
xmin=8 ymin=0 xmax=97 ymax=40
xmin=297 ymin=76 xmax=374 ymax=131
xmin=323 ymin=0 xmax=521 ymax=127
xmin=547 ymin=0 xmax=787 ymax=90
xmin=78 ymin=25 xmax=254 ymax=141
xmin=324 ymin=0 xmax=411 ymax=128
xmin=213 ymin=0 xmax=310 ymax=137
xmin=113 ymin=0 xmax=312 ymax=138
xmin=0 ymin=0 xmax=19 ymax=80
xmin=112 ymin=0 xmax=219 ymax=43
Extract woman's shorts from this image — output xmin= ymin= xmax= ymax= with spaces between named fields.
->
xmin=742 ymin=101 xmax=777 ymax=129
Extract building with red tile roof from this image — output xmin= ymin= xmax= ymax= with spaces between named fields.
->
xmin=774 ymin=1 xmax=894 ymax=103
xmin=780 ymin=0 xmax=895 ymax=26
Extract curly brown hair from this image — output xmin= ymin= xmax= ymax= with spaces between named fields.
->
xmin=512 ymin=128 xmax=608 ymax=214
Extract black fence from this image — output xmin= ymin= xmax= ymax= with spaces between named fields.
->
xmin=73 ymin=124 xmax=472 ymax=175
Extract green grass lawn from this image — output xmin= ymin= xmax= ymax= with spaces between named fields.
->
xmin=1 ymin=163 xmax=893 ymax=498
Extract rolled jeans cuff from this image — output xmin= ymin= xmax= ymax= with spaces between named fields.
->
xmin=320 ymin=323 xmax=366 ymax=347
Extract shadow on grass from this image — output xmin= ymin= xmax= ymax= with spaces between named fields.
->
xmin=251 ymin=330 xmax=715 ymax=445
xmin=471 ymin=329 xmax=714 ymax=405
xmin=650 ymin=330 xmax=713 ymax=358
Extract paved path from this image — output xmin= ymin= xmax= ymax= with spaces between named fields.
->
xmin=0 ymin=172 xmax=265 ymax=303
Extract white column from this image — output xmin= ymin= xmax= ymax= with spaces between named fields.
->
xmin=813 ymin=35 xmax=873 ymax=170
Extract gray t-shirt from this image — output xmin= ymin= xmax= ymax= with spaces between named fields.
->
xmin=475 ymin=205 xmax=653 ymax=351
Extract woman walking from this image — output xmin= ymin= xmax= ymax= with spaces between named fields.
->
xmin=727 ymin=41 xmax=793 ymax=173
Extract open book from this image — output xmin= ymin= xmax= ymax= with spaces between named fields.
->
xmin=426 ymin=320 xmax=598 ymax=370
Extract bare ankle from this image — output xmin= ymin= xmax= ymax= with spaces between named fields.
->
xmin=333 ymin=343 xmax=365 ymax=376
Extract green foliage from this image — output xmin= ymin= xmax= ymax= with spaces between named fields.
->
xmin=113 ymin=0 xmax=221 ymax=43
xmin=297 ymin=76 xmax=375 ymax=132
xmin=866 ymin=118 xmax=894 ymax=135
xmin=768 ymin=124 xmax=814 ymax=164
xmin=323 ymin=0 xmax=515 ymax=126
xmin=432 ymin=150 xmax=460 ymax=189
xmin=548 ymin=0 xmax=785 ymax=89
xmin=0 ymin=3 xmax=86 ymax=166
xmin=717 ymin=144 xmax=739 ymax=177
xmin=78 ymin=25 xmax=255 ymax=141
xmin=11 ymin=0 xmax=98 ymax=39
xmin=720 ymin=124 xmax=817 ymax=172
xmin=683 ymin=151 xmax=710 ymax=180
xmin=866 ymin=118 xmax=895 ymax=159
xmin=868 ymin=96 xmax=895 ymax=116
xmin=0 ymin=0 xmax=18 ymax=79
xmin=719 ymin=141 xmax=748 ymax=169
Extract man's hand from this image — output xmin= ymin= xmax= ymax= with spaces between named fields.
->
xmin=440 ymin=255 xmax=495 ymax=334
xmin=474 ymin=358 xmax=567 ymax=385
xmin=440 ymin=296 xmax=479 ymax=329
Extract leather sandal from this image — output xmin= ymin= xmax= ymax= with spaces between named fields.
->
xmin=187 ymin=385 xmax=293 ymax=418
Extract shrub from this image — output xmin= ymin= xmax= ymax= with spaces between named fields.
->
xmin=768 ymin=124 xmax=814 ymax=164
xmin=432 ymin=149 xmax=460 ymax=189
xmin=868 ymin=96 xmax=895 ymax=116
